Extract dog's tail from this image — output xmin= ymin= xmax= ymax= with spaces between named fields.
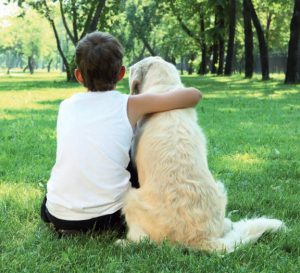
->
xmin=218 ymin=217 xmax=285 ymax=253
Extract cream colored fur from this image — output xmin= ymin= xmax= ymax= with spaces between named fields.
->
xmin=122 ymin=56 xmax=285 ymax=253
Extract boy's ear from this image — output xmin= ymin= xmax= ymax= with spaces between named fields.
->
xmin=74 ymin=69 xmax=84 ymax=84
xmin=117 ymin=66 xmax=126 ymax=81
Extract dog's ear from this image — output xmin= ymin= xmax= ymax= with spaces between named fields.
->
xmin=131 ymin=79 xmax=141 ymax=95
xmin=129 ymin=64 xmax=143 ymax=95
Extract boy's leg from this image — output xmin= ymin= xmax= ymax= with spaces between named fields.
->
xmin=43 ymin=208 xmax=126 ymax=236
xmin=40 ymin=196 xmax=51 ymax=223
xmin=93 ymin=209 xmax=126 ymax=236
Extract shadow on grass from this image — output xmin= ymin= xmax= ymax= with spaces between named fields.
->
xmin=36 ymin=99 xmax=63 ymax=106
xmin=181 ymin=75 xmax=300 ymax=98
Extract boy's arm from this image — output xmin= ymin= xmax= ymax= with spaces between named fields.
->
xmin=127 ymin=87 xmax=202 ymax=127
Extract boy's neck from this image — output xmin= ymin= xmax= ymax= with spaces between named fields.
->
xmin=87 ymin=86 xmax=116 ymax=92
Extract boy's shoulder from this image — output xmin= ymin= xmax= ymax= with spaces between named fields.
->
xmin=59 ymin=92 xmax=84 ymax=106
xmin=58 ymin=94 xmax=77 ymax=111
xmin=59 ymin=91 xmax=128 ymax=107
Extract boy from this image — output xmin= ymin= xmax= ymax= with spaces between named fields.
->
xmin=41 ymin=31 xmax=201 ymax=235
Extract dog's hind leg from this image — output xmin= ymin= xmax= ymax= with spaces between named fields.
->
xmin=115 ymin=223 xmax=149 ymax=247
xmin=223 ymin=218 xmax=233 ymax=235
xmin=126 ymin=223 xmax=149 ymax=242
xmin=122 ymin=188 xmax=153 ymax=243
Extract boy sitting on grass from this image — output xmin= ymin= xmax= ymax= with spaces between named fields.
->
xmin=40 ymin=31 xmax=202 ymax=235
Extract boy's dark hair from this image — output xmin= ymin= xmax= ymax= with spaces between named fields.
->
xmin=75 ymin=31 xmax=124 ymax=91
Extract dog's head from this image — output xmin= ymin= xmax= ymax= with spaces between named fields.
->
xmin=129 ymin=56 xmax=182 ymax=95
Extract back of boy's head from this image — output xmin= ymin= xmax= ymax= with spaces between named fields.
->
xmin=75 ymin=31 xmax=124 ymax=91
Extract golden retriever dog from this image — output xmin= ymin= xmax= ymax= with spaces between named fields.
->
xmin=122 ymin=56 xmax=284 ymax=252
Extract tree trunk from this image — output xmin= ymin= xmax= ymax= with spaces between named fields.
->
xmin=210 ymin=9 xmax=219 ymax=75
xmin=28 ymin=56 xmax=34 ymax=74
xmin=43 ymin=1 xmax=72 ymax=81
xmin=180 ymin=55 xmax=184 ymax=75
xmin=188 ymin=54 xmax=195 ymax=75
xmin=198 ymin=14 xmax=207 ymax=75
xmin=285 ymin=0 xmax=300 ymax=84
xmin=89 ymin=0 xmax=106 ymax=32
xmin=217 ymin=36 xmax=225 ymax=75
xmin=247 ymin=0 xmax=270 ymax=80
xmin=266 ymin=13 xmax=273 ymax=46
xmin=136 ymin=45 xmax=146 ymax=61
xmin=170 ymin=55 xmax=176 ymax=65
xmin=198 ymin=44 xmax=207 ymax=75
xmin=217 ymin=5 xmax=225 ymax=75
xmin=211 ymin=42 xmax=219 ymax=74
xmin=140 ymin=35 xmax=156 ymax=56
xmin=47 ymin=59 xmax=53 ymax=72
xmin=243 ymin=0 xmax=254 ymax=78
xmin=170 ymin=1 xmax=206 ymax=74
xmin=225 ymin=0 xmax=236 ymax=76
xmin=43 ymin=0 xmax=106 ymax=81
xmin=19 ymin=55 xmax=24 ymax=69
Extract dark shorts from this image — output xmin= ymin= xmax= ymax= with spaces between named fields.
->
xmin=40 ymin=196 xmax=126 ymax=236
xmin=40 ymin=159 xmax=139 ymax=235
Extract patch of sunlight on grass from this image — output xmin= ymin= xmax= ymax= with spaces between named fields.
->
xmin=243 ymin=92 xmax=265 ymax=98
xmin=0 ymin=183 xmax=42 ymax=204
xmin=221 ymin=153 xmax=263 ymax=171
xmin=204 ymin=90 xmax=260 ymax=99
xmin=0 ymin=73 xmax=130 ymax=118
xmin=268 ymin=89 xmax=300 ymax=99
xmin=0 ymin=89 xmax=80 ymax=112
xmin=210 ymin=76 xmax=236 ymax=83
xmin=232 ymin=153 xmax=261 ymax=164
xmin=239 ymin=121 xmax=254 ymax=127
xmin=0 ymin=71 xmax=66 ymax=81
xmin=281 ymin=104 xmax=300 ymax=111
xmin=204 ymin=93 xmax=226 ymax=98
xmin=218 ymin=107 xmax=240 ymax=113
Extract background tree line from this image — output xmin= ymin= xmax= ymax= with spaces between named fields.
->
xmin=1 ymin=0 xmax=299 ymax=84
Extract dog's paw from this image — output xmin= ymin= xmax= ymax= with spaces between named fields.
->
xmin=115 ymin=239 xmax=129 ymax=247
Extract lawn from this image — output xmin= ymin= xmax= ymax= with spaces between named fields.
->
xmin=0 ymin=72 xmax=299 ymax=272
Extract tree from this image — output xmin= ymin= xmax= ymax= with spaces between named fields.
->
xmin=0 ymin=17 xmax=24 ymax=74
xmin=216 ymin=2 xmax=225 ymax=75
xmin=206 ymin=0 xmax=227 ymax=75
xmin=125 ymin=0 xmax=159 ymax=56
xmin=0 ymin=8 xmax=56 ymax=74
xmin=224 ymin=0 xmax=236 ymax=75
xmin=3 ymin=0 xmax=294 ymax=79
xmin=198 ymin=9 xmax=208 ymax=74
xmin=10 ymin=0 xmax=117 ymax=80
xmin=247 ymin=0 xmax=270 ymax=80
xmin=243 ymin=0 xmax=254 ymax=78
xmin=254 ymin=0 xmax=291 ymax=53
xmin=170 ymin=0 xmax=210 ymax=75
xmin=285 ymin=0 xmax=300 ymax=84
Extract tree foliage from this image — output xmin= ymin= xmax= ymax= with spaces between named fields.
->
xmin=1 ymin=0 xmax=295 ymax=83
xmin=0 ymin=8 xmax=56 ymax=73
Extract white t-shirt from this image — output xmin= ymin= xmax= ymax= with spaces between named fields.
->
xmin=46 ymin=91 xmax=133 ymax=220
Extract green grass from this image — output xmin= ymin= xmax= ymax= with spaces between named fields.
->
xmin=0 ymin=72 xmax=299 ymax=272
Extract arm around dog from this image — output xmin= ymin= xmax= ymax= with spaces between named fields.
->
xmin=127 ymin=87 xmax=202 ymax=127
